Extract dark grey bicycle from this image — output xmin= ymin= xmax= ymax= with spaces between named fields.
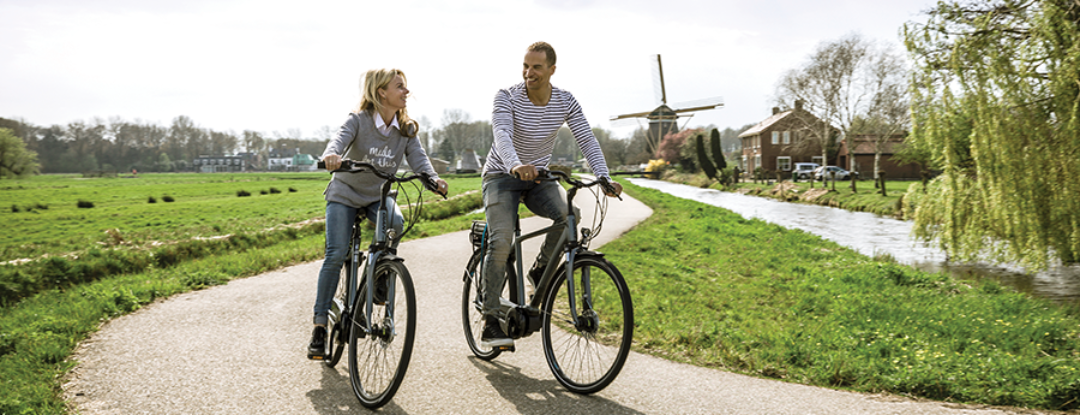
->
xmin=461 ymin=170 xmax=633 ymax=394
xmin=315 ymin=159 xmax=442 ymax=409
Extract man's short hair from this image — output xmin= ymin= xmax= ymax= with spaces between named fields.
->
xmin=527 ymin=41 xmax=556 ymax=67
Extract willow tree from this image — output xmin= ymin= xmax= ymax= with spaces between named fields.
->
xmin=904 ymin=0 xmax=1080 ymax=269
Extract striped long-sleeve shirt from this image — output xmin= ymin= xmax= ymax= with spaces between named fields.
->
xmin=483 ymin=82 xmax=610 ymax=178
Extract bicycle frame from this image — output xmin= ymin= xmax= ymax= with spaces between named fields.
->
xmin=497 ymin=175 xmax=602 ymax=328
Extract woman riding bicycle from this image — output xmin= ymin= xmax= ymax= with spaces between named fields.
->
xmin=309 ymin=68 xmax=448 ymax=359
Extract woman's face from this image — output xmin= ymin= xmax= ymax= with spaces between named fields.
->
xmin=379 ymin=75 xmax=409 ymax=113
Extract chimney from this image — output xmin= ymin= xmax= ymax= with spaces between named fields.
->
xmin=795 ymin=100 xmax=804 ymax=111
xmin=772 ymin=107 xmax=780 ymax=115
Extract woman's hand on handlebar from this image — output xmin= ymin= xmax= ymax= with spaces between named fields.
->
xmin=321 ymin=154 xmax=342 ymax=171
xmin=434 ymin=178 xmax=449 ymax=197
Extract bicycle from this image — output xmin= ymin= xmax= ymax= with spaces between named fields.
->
xmin=461 ymin=170 xmax=633 ymax=394
xmin=314 ymin=159 xmax=442 ymax=408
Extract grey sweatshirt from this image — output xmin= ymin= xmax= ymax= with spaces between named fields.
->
xmin=321 ymin=110 xmax=439 ymax=208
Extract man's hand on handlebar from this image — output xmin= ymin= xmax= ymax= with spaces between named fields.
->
xmin=433 ymin=178 xmax=449 ymax=197
xmin=511 ymin=164 xmax=539 ymax=182
xmin=604 ymin=180 xmax=623 ymax=198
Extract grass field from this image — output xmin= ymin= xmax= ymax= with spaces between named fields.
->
xmin=1 ymin=172 xmax=481 ymax=262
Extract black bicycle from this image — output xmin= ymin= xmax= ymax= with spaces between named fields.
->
xmin=315 ymin=159 xmax=442 ymax=408
xmin=461 ymin=170 xmax=633 ymax=394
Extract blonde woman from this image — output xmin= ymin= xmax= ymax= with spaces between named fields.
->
xmin=309 ymin=69 xmax=447 ymax=359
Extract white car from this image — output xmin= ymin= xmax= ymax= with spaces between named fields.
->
xmin=813 ymin=166 xmax=858 ymax=181
xmin=793 ymin=162 xmax=820 ymax=180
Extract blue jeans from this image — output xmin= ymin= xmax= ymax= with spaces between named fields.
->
xmin=313 ymin=200 xmax=403 ymax=325
xmin=480 ymin=173 xmax=578 ymax=318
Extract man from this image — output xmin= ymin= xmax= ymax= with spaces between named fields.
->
xmin=479 ymin=41 xmax=622 ymax=349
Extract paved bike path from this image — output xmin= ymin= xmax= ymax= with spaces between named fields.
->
xmin=64 ymin=190 xmax=1029 ymax=414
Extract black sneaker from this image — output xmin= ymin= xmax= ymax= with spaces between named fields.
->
xmin=307 ymin=326 xmax=327 ymax=360
xmin=527 ymin=265 xmax=545 ymax=288
xmin=480 ymin=316 xmax=513 ymax=349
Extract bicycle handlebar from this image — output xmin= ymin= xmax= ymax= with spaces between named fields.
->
xmin=318 ymin=159 xmax=444 ymax=197
xmin=523 ymin=170 xmax=622 ymax=201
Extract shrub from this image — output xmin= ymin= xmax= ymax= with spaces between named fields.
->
xmin=148 ymin=196 xmax=157 ymax=203
xmin=288 ymin=187 xmax=297 ymax=192
xmin=269 ymin=187 xmax=281 ymax=194
xmin=11 ymin=204 xmax=20 ymax=213
xmin=77 ymin=200 xmax=94 ymax=208
xmin=260 ymin=190 xmax=268 ymax=195
xmin=237 ymin=190 xmax=251 ymax=197
xmin=162 ymin=195 xmax=175 ymax=203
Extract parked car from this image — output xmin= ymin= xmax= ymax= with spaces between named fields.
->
xmin=793 ymin=162 xmax=820 ymax=180
xmin=813 ymin=166 xmax=858 ymax=181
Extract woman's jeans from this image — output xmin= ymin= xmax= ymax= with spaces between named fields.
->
xmin=313 ymin=200 xmax=403 ymax=325
xmin=480 ymin=173 xmax=578 ymax=319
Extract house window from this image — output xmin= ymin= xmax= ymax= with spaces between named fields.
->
xmin=812 ymin=156 xmax=824 ymax=165
xmin=753 ymin=155 xmax=761 ymax=171
xmin=783 ymin=131 xmax=791 ymax=144
xmin=771 ymin=131 xmax=779 ymax=145
xmin=778 ymin=157 xmax=791 ymax=171
xmin=741 ymin=155 xmax=747 ymax=170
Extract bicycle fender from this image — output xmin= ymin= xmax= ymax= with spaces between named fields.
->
xmin=379 ymin=253 xmax=405 ymax=263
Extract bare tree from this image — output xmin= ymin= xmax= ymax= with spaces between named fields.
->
xmin=776 ymin=33 xmax=904 ymax=192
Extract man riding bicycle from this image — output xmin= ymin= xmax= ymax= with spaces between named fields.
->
xmin=479 ymin=41 xmax=622 ymax=349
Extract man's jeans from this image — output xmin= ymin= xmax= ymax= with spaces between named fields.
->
xmin=313 ymin=200 xmax=403 ymax=325
xmin=480 ymin=173 xmax=578 ymax=319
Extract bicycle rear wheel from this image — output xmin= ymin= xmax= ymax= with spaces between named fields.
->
xmin=348 ymin=260 xmax=416 ymax=409
xmin=541 ymin=256 xmax=633 ymax=394
xmin=324 ymin=259 xmax=350 ymax=368
xmin=461 ymin=251 xmax=501 ymax=360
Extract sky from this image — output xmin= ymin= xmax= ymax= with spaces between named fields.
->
xmin=0 ymin=0 xmax=938 ymax=142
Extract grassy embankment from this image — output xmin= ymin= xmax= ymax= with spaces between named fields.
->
xmin=3 ymin=173 xmax=1079 ymax=412
xmin=663 ymin=171 xmax=915 ymax=218
xmin=603 ymin=182 xmax=1080 ymax=411
xmin=0 ymin=172 xmax=486 ymax=414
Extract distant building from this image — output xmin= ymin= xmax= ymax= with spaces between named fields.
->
xmin=429 ymin=158 xmax=451 ymax=174
xmin=837 ymin=134 xmax=919 ymax=179
xmin=193 ymin=155 xmax=246 ymax=173
xmin=738 ymin=101 xmax=833 ymax=176
xmin=457 ymin=149 xmax=482 ymax=173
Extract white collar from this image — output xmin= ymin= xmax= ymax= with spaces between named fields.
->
xmin=374 ymin=112 xmax=399 ymax=134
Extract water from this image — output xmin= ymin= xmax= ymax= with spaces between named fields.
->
xmin=627 ymin=178 xmax=1080 ymax=305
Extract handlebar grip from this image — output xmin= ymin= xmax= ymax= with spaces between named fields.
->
xmin=317 ymin=161 xmax=326 ymax=169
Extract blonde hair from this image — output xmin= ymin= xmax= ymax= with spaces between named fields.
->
xmin=354 ymin=68 xmax=418 ymax=137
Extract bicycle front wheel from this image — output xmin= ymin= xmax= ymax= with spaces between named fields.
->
xmin=541 ymin=256 xmax=633 ymax=394
xmin=348 ymin=260 xmax=416 ymax=409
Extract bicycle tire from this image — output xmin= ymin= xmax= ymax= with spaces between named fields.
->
xmin=541 ymin=256 xmax=633 ymax=394
xmin=461 ymin=251 xmax=501 ymax=360
xmin=348 ymin=260 xmax=416 ymax=408
xmin=324 ymin=259 xmax=350 ymax=368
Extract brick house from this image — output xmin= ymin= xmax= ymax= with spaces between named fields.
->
xmin=837 ymin=134 xmax=920 ymax=179
xmin=738 ymin=102 xmax=833 ymax=177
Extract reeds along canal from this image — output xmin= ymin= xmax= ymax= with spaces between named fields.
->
xmin=627 ymin=178 xmax=1080 ymax=306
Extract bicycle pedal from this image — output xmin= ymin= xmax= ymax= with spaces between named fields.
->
xmin=308 ymin=354 xmax=325 ymax=361
xmin=494 ymin=345 xmax=516 ymax=352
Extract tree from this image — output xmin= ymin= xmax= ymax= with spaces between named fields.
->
xmin=903 ymin=0 xmax=1080 ymax=269
xmin=777 ymin=33 xmax=907 ymax=193
xmin=710 ymin=128 xmax=727 ymax=170
xmin=696 ymin=133 xmax=717 ymax=180
xmin=0 ymin=128 xmax=40 ymax=178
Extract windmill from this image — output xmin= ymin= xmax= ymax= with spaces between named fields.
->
xmin=610 ymin=54 xmax=724 ymax=155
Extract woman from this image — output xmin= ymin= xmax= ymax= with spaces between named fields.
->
xmin=309 ymin=68 xmax=448 ymax=359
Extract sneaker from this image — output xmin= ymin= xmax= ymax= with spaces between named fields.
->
xmin=480 ymin=316 xmax=514 ymax=349
xmin=527 ymin=264 xmax=545 ymax=288
xmin=307 ymin=326 xmax=327 ymax=360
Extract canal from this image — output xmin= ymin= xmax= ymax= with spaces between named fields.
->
xmin=626 ymin=178 xmax=1080 ymax=305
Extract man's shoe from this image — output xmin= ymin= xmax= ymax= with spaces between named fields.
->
xmin=528 ymin=265 xmax=545 ymax=288
xmin=307 ymin=326 xmax=327 ymax=360
xmin=479 ymin=316 xmax=514 ymax=349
